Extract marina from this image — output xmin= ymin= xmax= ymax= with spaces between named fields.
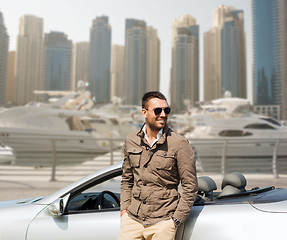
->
xmin=0 ymin=91 xmax=286 ymax=178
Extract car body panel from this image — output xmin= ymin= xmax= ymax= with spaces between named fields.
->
xmin=1 ymin=161 xmax=287 ymax=240
xmin=27 ymin=207 xmax=120 ymax=240
xmin=183 ymin=203 xmax=287 ymax=240
xmin=0 ymin=204 xmax=47 ymax=240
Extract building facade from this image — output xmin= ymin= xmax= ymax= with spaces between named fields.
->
xmin=0 ymin=11 xmax=9 ymax=105
xmin=204 ymin=5 xmax=246 ymax=101
xmin=6 ymin=51 xmax=15 ymax=103
xmin=203 ymin=27 xmax=221 ymax=101
xmin=43 ymin=31 xmax=72 ymax=91
xmin=111 ymin=44 xmax=125 ymax=100
xmin=170 ymin=15 xmax=199 ymax=113
xmin=15 ymin=15 xmax=44 ymax=105
xmin=72 ymin=41 xmax=89 ymax=91
xmin=252 ymin=0 xmax=287 ymax=119
xmin=89 ymin=16 xmax=111 ymax=103
xmin=124 ymin=19 xmax=148 ymax=105
xmin=147 ymin=26 xmax=160 ymax=92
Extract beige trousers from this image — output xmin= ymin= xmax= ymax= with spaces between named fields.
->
xmin=118 ymin=213 xmax=177 ymax=240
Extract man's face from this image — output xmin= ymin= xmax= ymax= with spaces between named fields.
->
xmin=142 ymin=98 xmax=169 ymax=131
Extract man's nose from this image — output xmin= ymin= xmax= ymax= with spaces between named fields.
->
xmin=159 ymin=109 xmax=167 ymax=117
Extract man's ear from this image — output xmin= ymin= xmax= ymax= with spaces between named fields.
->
xmin=142 ymin=108 xmax=147 ymax=118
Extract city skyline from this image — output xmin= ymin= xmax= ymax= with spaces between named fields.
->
xmin=204 ymin=5 xmax=247 ymax=101
xmin=0 ymin=0 xmax=252 ymax=102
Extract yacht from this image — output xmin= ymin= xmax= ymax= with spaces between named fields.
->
xmin=185 ymin=92 xmax=287 ymax=172
xmin=0 ymin=90 xmax=127 ymax=165
xmin=0 ymin=104 xmax=118 ymax=165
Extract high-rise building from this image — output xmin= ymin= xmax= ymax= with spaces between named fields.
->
xmin=204 ymin=5 xmax=246 ymax=101
xmin=43 ymin=31 xmax=72 ymax=91
xmin=124 ymin=19 xmax=160 ymax=105
xmin=15 ymin=15 xmax=44 ymax=105
xmin=89 ymin=16 xmax=111 ymax=103
xmin=203 ymin=27 xmax=221 ymax=101
xmin=252 ymin=0 xmax=287 ymax=119
xmin=72 ymin=42 xmax=89 ymax=91
xmin=6 ymin=51 xmax=16 ymax=103
xmin=111 ymin=44 xmax=125 ymax=100
xmin=0 ymin=10 xmax=9 ymax=105
xmin=147 ymin=26 xmax=160 ymax=92
xmin=124 ymin=19 xmax=147 ymax=105
xmin=170 ymin=15 xmax=199 ymax=112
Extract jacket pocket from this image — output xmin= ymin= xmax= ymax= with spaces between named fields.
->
xmin=127 ymin=146 xmax=142 ymax=168
xmin=149 ymin=191 xmax=179 ymax=218
xmin=128 ymin=189 xmax=141 ymax=216
xmin=155 ymin=152 xmax=176 ymax=170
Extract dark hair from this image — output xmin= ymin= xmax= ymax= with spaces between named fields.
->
xmin=142 ymin=91 xmax=167 ymax=109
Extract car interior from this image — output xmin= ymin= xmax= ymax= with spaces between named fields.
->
xmin=63 ymin=170 xmax=276 ymax=214
xmin=196 ymin=171 xmax=275 ymax=204
xmin=65 ymin=175 xmax=121 ymax=213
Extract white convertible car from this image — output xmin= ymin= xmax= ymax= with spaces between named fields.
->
xmin=0 ymin=161 xmax=287 ymax=239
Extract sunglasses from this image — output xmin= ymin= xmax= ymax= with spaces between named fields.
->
xmin=148 ymin=107 xmax=171 ymax=115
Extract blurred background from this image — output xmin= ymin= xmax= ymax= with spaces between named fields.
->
xmin=0 ymin=0 xmax=287 ymax=200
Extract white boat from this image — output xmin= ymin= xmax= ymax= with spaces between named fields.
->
xmin=0 ymin=144 xmax=15 ymax=164
xmin=185 ymin=92 xmax=287 ymax=173
xmin=0 ymin=104 xmax=118 ymax=165
xmin=0 ymin=90 xmax=144 ymax=166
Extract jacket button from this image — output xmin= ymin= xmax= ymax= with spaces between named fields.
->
xmin=143 ymin=217 xmax=146 ymax=221
xmin=143 ymin=200 xmax=146 ymax=204
xmin=164 ymin=152 xmax=167 ymax=156
xmin=143 ymin=182 xmax=147 ymax=186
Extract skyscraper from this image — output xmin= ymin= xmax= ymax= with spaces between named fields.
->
xmin=203 ymin=27 xmax=221 ymax=101
xmin=6 ymin=51 xmax=16 ymax=103
xmin=124 ymin=19 xmax=148 ymax=105
xmin=147 ymin=26 xmax=160 ymax=92
xmin=44 ymin=31 xmax=72 ymax=91
xmin=204 ymin=5 xmax=246 ymax=101
xmin=170 ymin=15 xmax=199 ymax=112
xmin=124 ymin=19 xmax=160 ymax=105
xmin=15 ymin=15 xmax=44 ymax=105
xmin=252 ymin=0 xmax=287 ymax=119
xmin=89 ymin=16 xmax=111 ymax=103
xmin=0 ymin=10 xmax=9 ymax=105
xmin=72 ymin=42 xmax=89 ymax=91
xmin=111 ymin=44 xmax=125 ymax=99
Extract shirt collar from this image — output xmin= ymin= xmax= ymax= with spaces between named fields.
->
xmin=142 ymin=124 xmax=163 ymax=147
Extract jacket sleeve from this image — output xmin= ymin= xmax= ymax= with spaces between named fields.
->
xmin=120 ymin=141 xmax=134 ymax=211
xmin=173 ymin=138 xmax=198 ymax=222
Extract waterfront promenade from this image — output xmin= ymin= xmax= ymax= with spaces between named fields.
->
xmin=1 ymin=151 xmax=287 ymax=201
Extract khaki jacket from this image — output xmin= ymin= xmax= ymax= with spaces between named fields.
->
xmin=120 ymin=125 xmax=197 ymax=226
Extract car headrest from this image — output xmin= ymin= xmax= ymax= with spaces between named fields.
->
xmin=221 ymin=172 xmax=246 ymax=189
xmin=198 ymin=176 xmax=217 ymax=193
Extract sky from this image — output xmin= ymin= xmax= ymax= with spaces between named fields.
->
xmin=0 ymin=0 xmax=253 ymax=102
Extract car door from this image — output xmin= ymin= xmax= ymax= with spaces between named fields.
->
xmin=26 ymin=175 xmax=122 ymax=240
xmin=26 ymin=209 xmax=120 ymax=240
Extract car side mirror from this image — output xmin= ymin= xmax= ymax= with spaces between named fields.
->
xmin=49 ymin=194 xmax=70 ymax=216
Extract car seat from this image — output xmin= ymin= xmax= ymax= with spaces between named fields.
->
xmin=218 ymin=172 xmax=247 ymax=197
xmin=197 ymin=176 xmax=217 ymax=201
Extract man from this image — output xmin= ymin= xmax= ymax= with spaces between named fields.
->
xmin=118 ymin=91 xmax=197 ymax=240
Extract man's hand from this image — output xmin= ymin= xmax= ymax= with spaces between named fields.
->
xmin=120 ymin=209 xmax=127 ymax=217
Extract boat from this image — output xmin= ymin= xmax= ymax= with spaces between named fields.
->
xmin=0 ymin=88 xmax=144 ymax=166
xmin=185 ymin=92 xmax=287 ymax=173
xmin=0 ymin=103 xmax=119 ymax=165
xmin=0 ymin=144 xmax=15 ymax=164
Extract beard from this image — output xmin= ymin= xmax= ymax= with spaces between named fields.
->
xmin=147 ymin=118 xmax=166 ymax=132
